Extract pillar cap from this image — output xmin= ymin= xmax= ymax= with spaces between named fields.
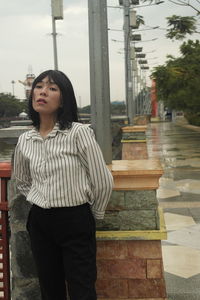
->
xmin=122 ymin=125 xmax=147 ymax=133
xmin=108 ymin=160 xmax=163 ymax=190
xmin=109 ymin=159 xmax=163 ymax=176
xmin=0 ymin=162 xmax=12 ymax=178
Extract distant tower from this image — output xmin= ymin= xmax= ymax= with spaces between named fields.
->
xmin=19 ymin=66 xmax=35 ymax=100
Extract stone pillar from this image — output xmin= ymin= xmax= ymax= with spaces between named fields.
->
xmin=9 ymin=180 xmax=41 ymax=300
xmin=121 ymin=125 xmax=148 ymax=160
xmin=134 ymin=114 xmax=151 ymax=125
xmin=96 ymin=159 xmax=167 ymax=299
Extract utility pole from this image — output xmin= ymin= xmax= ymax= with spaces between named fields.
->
xmin=51 ymin=0 xmax=63 ymax=70
xmin=88 ymin=0 xmax=112 ymax=164
xmin=123 ymin=0 xmax=134 ymax=125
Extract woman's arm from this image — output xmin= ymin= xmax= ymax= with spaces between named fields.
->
xmin=77 ymin=125 xmax=113 ymax=219
xmin=13 ymin=140 xmax=32 ymax=197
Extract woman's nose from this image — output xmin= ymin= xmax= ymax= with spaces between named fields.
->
xmin=40 ymin=86 xmax=47 ymax=95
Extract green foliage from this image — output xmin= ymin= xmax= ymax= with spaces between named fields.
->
xmin=0 ymin=93 xmax=27 ymax=118
xmin=166 ymin=15 xmax=197 ymax=40
xmin=142 ymin=1 xmax=199 ymax=40
xmin=78 ymin=105 xmax=91 ymax=114
xmin=78 ymin=102 xmax=126 ymax=116
xmin=136 ymin=15 xmax=145 ymax=27
xmin=184 ymin=112 xmax=200 ymax=126
xmin=111 ymin=102 xmax=126 ymax=115
xmin=151 ymin=40 xmax=200 ymax=117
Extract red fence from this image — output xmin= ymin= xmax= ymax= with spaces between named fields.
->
xmin=0 ymin=162 xmax=11 ymax=300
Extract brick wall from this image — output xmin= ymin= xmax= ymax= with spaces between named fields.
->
xmin=96 ymin=240 xmax=167 ymax=299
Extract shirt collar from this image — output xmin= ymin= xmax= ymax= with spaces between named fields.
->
xmin=26 ymin=123 xmax=66 ymax=141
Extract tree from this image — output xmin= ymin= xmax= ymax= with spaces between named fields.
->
xmin=136 ymin=14 xmax=145 ymax=27
xmin=142 ymin=0 xmax=199 ymax=40
xmin=0 ymin=93 xmax=27 ymax=118
xmin=166 ymin=15 xmax=197 ymax=40
xmin=151 ymin=40 xmax=200 ymax=124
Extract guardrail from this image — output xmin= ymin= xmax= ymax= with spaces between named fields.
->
xmin=0 ymin=162 xmax=11 ymax=300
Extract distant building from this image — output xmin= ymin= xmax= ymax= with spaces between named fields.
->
xmin=19 ymin=111 xmax=28 ymax=119
xmin=19 ymin=73 xmax=35 ymax=100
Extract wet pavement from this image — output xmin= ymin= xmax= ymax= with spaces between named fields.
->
xmin=147 ymin=120 xmax=200 ymax=300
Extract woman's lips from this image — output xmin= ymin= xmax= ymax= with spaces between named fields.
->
xmin=37 ymin=99 xmax=47 ymax=104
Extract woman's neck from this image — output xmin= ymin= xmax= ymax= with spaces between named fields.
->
xmin=39 ymin=115 xmax=56 ymax=138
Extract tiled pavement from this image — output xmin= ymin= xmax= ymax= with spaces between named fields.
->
xmin=147 ymin=119 xmax=200 ymax=300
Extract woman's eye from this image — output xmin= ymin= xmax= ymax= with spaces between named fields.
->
xmin=35 ymin=84 xmax=42 ymax=89
xmin=50 ymin=87 xmax=58 ymax=91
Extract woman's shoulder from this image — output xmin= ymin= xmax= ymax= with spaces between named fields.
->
xmin=64 ymin=123 xmax=95 ymax=142
xmin=70 ymin=122 xmax=93 ymax=134
xmin=15 ymin=130 xmax=34 ymax=150
xmin=18 ymin=130 xmax=33 ymax=141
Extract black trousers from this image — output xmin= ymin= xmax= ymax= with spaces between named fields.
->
xmin=26 ymin=203 xmax=97 ymax=300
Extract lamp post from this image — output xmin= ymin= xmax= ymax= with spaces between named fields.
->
xmin=131 ymin=37 xmax=157 ymax=116
xmin=117 ymin=0 xmax=162 ymax=125
xmin=88 ymin=0 xmax=112 ymax=164
xmin=122 ymin=0 xmax=135 ymax=125
xmin=51 ymin=0 xmax=63 ymax=70
xmin=11 ymin=80 xmax=15 ymax=96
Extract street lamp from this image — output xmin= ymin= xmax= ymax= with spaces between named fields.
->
xmin=131 ymin=38 xmax=158 ymax=43
xmin=135 ymin=47 xmax=143 ymax=52
xmin=11 ymin=80 xmax=15 ymax=96
xmin=136 ymin=53 xmax=146 ymax=58
xmin=123 ymin=0 xmax=136 ymax=124
xmin=138 ymin=59 xmax=148 ymax=64
xmin=51 ymin=0 xmax=63 ymax=70
xmin=131 ymin=34 xmax=141 ymax=41
xmin=115 ymin=0 xmax=163 ymax=124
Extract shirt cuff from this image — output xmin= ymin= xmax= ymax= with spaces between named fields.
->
xmin=90 ymin=206 xmax=105 ymax=220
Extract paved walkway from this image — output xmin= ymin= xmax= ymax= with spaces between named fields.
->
xmin=147 ymin=120 xmax=200 ymax=300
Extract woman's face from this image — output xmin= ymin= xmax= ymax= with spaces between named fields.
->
xmin=32 ymin=76 xmax=62 ymax=118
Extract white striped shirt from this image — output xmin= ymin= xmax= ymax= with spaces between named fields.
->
xmin=13 ymin=122 xmax=113 ymax=219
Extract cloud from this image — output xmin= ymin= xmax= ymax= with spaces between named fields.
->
xmin=0 ymin=0 xmax=50 ymax=17
xmin=64 ymin=5 xmax=87 ymax=16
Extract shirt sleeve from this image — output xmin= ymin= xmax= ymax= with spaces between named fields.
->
xmin=13 ymin=138 xmax=32 ymax=197
xmin=76 ymin=125 xmax=113 ymax=219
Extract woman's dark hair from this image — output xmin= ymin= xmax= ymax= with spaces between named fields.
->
xmin=28 ymin=70 xmax=78 ymax=130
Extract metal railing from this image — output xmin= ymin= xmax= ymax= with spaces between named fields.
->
xmin=0 ymin=162 xmax=11 ymax=300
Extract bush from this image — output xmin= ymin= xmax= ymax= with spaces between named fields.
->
xmin=185 ymin=112 xmax=200 ymax=126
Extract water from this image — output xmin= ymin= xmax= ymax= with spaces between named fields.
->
xmin=0 ymin=139 xmax=17 ymax=162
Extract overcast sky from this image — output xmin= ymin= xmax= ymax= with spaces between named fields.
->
xmin=0 ymin=0 xmax=198 ymax=107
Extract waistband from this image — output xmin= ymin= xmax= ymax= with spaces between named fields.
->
xmin=31 ymin=203 xmax=90 ymax=213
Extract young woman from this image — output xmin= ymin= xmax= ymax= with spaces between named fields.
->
xmin=13 ymin=70 xmax=113 ymax=300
